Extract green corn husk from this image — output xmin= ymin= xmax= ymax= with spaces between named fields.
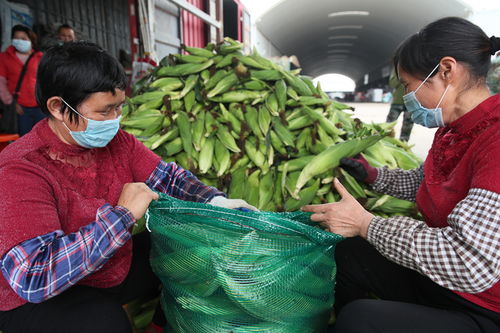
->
xmin=124 ymin=38 xmax=421 ymax=218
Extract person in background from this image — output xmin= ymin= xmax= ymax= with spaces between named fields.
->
xmin=386 ymin=67 xmax=414 ymax=141
xmin=0 ymin=25 xmax=44 ymax=136
xmin=303 ymin=17 xmax=500 ymax=332
xmin=382 ymin=90 xmax=393 ymax=103
xmin=57 ymin=23 xmax=76 ymax=43
xmin=0 ymin=41 xmax=255 ymax=333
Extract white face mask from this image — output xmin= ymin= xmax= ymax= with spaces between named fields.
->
xmin=402 ymin=64 xmax=450 ymax=128
xmin=60 ymin=98 xmax=121 ymax=148
xmin=12 ymin=39 xmax=32 ymax=53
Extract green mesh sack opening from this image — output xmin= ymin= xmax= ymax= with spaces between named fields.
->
xmin=146 ymin=194 xmax=344 ymax=333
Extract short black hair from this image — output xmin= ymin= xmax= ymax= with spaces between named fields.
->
xmin=35 ymin=41 xmax=127 ymax=123
xmin=394 ymin=17 xmax=492 ymax=82
xmin=11 ymin=24 xmax=30 ymax=39
xmin=57 ymin=24 xmax=74 ymax=33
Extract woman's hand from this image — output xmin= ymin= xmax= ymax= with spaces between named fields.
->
xmin=15 ymin=103 xmax=24 ymax=115
xmin=117 ymin=183 xmax=159 ymax=220
xmin=301 ymin=178 xmax=374 ymax=238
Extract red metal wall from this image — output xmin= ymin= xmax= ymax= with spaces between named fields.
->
xmin=181 ymin=0 xmax=207 ymax=48
xmin=128 ymin=0 xmax=138 ymax=59
xmin=233 ymin=0 xmax=243 ymax=42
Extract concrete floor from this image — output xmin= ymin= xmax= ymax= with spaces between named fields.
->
xmin=344 ymin=102 xmax=437 ymax=160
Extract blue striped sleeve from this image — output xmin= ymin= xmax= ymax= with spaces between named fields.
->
xmin=145 ymin=160 xmax=225 ymax=202
xmin=0 ymin=204 xmax=135 ymax=303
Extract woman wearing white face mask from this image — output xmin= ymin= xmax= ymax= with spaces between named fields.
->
xmin=0 ymin=41 xmax=256 ymax=333
xmin=301 ymin=17 xmax=500 ymax=332
xmin=0 ymin=25 xmax=44 ymax=136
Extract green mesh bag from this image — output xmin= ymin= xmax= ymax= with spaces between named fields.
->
xmin=146 ymin=194 xmax=344 ymax=333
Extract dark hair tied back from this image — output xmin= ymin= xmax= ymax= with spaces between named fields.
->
xmin=394 ymin=17 xmax=493 ymax=81
xmin=490 ymin=36 xmax=500 ymax=55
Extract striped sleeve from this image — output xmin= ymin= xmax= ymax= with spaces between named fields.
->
xmin=371 ymin=164 xmax=424 ymax=202
xmin=0 ymin=204 xmax=135 ymax=303
xmin=145 ymin=160 xmax=225 ymax=203
xmin=367 ymin=188 xmax=500 ymax=293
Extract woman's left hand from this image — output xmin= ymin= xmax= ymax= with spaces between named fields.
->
xmin=301 ymin=178 xmax=374 ymax=238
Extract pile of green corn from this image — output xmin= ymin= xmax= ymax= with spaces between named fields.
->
xmin=122 ymin=38 xmax=421 ymax=217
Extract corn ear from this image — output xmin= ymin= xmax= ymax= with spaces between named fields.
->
xmin=250 ymin=69 xmax=283 ymax=81
xmin=157 ymin=59 xmax=214 ymax=77
xmin=245 ymin=169 xmax=261 ymax=207
xmin=258 ymin=171 xmax=274 ymax=209
xmin=294 ymin=135 xmax=383 ymax=195
xmin=214 ymin=139 xmax=231 ymax=176
xmin=181 ymin=44 xmax=215 ymax=58
xmin=216 ymin=122 xmax=241 ymax=153
xmin=198 ymin=135 xmax=215 ymax=174
xmin=272 ymin=119 xmax=295 ymax=147
xmin=228 ymin=167 xmax=247 ymax=199
xmin=285 ymin=178 xmax=320 ymax=210
xmin=175 ymin=111 xmax=193 ymax=156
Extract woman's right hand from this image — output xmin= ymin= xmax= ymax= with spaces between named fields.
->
xmin=15 ymin=103 xmax=24 ymax=115
xmin=339 ymin=155 xmax=378 ymax=183
xmin=117 ymin=183 xmax=159 ymax=220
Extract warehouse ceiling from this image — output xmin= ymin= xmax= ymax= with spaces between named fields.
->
xmin=256 ymin=0 xmax=472 ymax=83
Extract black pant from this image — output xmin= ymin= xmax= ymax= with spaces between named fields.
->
xmin=0 ymin=232 xmax=165 ymax=333
xmin=333 ymin=237 xmax=500 ymax=333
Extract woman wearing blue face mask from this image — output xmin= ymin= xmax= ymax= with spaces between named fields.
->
xmin=0 ymin=41 xmax=256 ymax=333
xmin=302 ymin=17 xmax=500 ymax=332
xmin=0 ymin=25 xmax=45 ymax=135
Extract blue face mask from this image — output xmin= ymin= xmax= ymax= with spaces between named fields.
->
xmin=402 ymin=63 xmax=450 ymax=128
xmin=60 ymin=98 xmax=121 ymax=148
xmin=12 ymin=39 xmax=32 ymax=53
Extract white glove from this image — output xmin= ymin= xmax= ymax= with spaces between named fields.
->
xmin=208 ymin=196 xmax=258 ymax=211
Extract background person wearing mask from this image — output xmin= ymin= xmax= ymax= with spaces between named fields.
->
xmin=386 ymin=67 xmax=414 ymax=141
xmin=302 ymin=17 xmax=500 ymax=332
xmin=57 ymin=23 xmax=76 ymax=43
xmin=0 ymin=25 xmax=44 ymax=135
